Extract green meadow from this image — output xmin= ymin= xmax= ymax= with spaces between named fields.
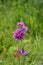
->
xmin=0 ymin=0 xmax=43 ymax=65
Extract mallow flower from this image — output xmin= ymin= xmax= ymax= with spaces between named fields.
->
xmin=13 ymin=29 xmax=25 ymax=40
xmin=17 ymin=22 xmax=28 ymax=31
xmin=16 ymin=47 xmax=29 ymax=56
xmin=17 ymin=22 xmax=24 ymax=26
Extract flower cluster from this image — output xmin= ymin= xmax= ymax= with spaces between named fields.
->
xmin=13 ymin=29 xmax=25 ymax=40
xmin=13 ymin=22 xmax=28 ymax=40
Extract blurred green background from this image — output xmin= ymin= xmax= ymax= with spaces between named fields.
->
xmin=0 ymin=0 xmax=43 ymax=65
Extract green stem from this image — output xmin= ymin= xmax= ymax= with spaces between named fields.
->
xmin=18 ymin=41 xmax=21 ymax=65
xmin=18 ymin=54 xmax=20 ymax=65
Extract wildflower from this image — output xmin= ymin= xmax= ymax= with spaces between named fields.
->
xmin=13 ymin=29 xmax=25 ymax=40
xmin=17 ymin=22 xmax=24 ymax=27
xmin=16 ymin=47 xmax=29 ymax=56
xmin=17 ymin=22 xmax=28 ymax=31
xmin=22 ymin=25 xmax=28 ymax=31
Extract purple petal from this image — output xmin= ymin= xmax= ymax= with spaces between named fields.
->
xmin=17 ymin=22 xmax=24 ymax=26
xmin=23 ymin=52 xmax=29 ymax=56
xmin=22 ymin=25 xmax=28 ymax=31
xmin=16 ymin=49 xmax=29 ymax=56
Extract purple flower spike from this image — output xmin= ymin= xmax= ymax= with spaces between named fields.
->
xmin=13 ymin=29 xmax=25 ymax=40
xmin=16 ymin=47 xmax=29 ymax=56
xmin=17 ymin=22 xmax=24 ymax=26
